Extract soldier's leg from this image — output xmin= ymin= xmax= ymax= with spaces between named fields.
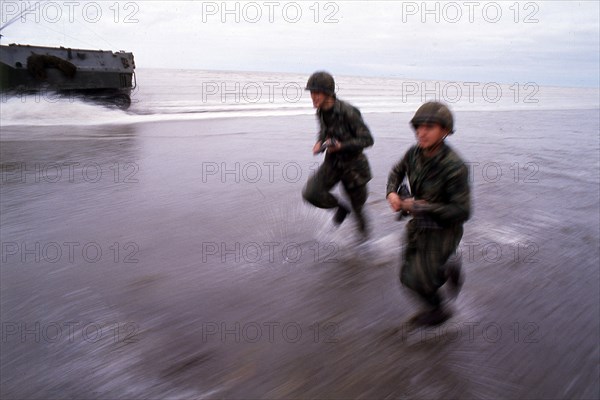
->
xmin=442 ymin=226 xmax=465 ymax=298
xmin=403 ymin=277 xmax=449 ymax=326
xmin=400 ymin=225 xmax=451 ymax=325
xmin=444 ymin=251 xmax=464 ymax=299
xmin=410 ymin=242 xmax=465 ymax=326
xmin=302 ymin=162 xmax=341 ymax=209
xmin=399 ymin=224 xmax=429 ymax=300
xmin=342 ymin=182 xmax=369 ymax=235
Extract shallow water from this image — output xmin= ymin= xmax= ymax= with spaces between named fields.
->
xmin=1 ymin=109 xmax=598 ymax=398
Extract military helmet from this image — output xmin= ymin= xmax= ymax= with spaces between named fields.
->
xmin=305 ymin=71 xmax=335 ymax=96
xmin=410 ymin=101 xmax=455 ymax=134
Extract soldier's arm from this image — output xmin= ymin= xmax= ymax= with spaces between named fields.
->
xmin=340 ymin=108 xmax=374 ymax=152
xmin=316 ymin=111 xmax=327 ymax=143
xmin=386 ymin=156 xmax=408 ymax=198
xmin=428 ymin=164 xmax=471 ymax=224
xmin=318 ymin=127 xmax=327 ymax=143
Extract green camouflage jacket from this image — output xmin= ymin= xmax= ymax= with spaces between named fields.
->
xmin=317 ymin=99 xmax=374 ymax=157
xmin=316 ymin=98 xmax=374 ymax=187
xmin=386 ymin=143 xmax=470 ymax=227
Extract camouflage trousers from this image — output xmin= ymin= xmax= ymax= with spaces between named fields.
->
xmin=302 ymin=159 xmax=370 ymax=231
xmin=400 ymin=219 xmax=463 ymax=307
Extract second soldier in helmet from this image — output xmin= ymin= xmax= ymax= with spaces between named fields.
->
xmin=387 ymin=102 xmax=471 ymax=326
xmin=302 ymin=71 xmax=374 ymax=238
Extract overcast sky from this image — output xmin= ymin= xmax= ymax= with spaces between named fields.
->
xmin=1 ymin=1 xmax=598 ymax=87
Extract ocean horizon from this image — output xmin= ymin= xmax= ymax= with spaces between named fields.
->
xmin=1 ymin=68 xmax=598 ymax=127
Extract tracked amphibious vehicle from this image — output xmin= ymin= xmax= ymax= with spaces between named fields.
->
xmin=0 ymin=43 xmax=136 ymax=108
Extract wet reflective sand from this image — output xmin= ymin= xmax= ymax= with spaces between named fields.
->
xmin=1 ymin=111 xmax=599 ymax=398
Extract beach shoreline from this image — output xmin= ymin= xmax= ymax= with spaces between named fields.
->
xmin=1 ymin=108 xmax=598 ymax=398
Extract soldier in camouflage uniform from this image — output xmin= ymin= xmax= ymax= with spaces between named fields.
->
xmin=386 ymin=102 xmax=470 ymax=326
xmin=302 ymin=71 xmax=374 ymax=236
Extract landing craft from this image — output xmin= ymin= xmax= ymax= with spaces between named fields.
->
xmin=0 ymin=43 xmax=136 ymax=109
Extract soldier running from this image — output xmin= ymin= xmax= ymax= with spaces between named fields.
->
xmin=302 ymin=71 xmax=374 ymax=238
xmin=386 ymin=102 xmax=471 ymax=326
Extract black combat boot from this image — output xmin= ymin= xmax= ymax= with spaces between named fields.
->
xmin=333 ymin=204 xmax=350 ymax=225
xmin=421 ymin=306 xmax=451 ymax=326
xmin=445 ymin=260 xmax=464 ymax=299
xmin=408 ymin=309 xmax=432 ymax=325
xmin=356 ymin=213 xmax=370 ymax=240
xmin=409 ymin=292 xmax=451 ymax=327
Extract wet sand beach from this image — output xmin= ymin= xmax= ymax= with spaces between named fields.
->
xmin=1 ymin=110 xmax=599 ymax=398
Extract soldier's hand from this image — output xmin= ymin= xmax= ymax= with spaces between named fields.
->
xmin=387 ymin=193 xmax=402 ymax=212
xmin=401 ymin=197 xmax=416 ymax=212
xmin=327 ymin=140 xmax=343 ymax=153
xmin=313 ymin=141 xmax=323 ymax=155
xmin=413 ymin=200 xmax=432 ymax=213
